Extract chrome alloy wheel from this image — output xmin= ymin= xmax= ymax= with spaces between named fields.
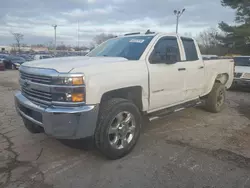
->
xmin=108 ymin=111 xmax=136 ymax=150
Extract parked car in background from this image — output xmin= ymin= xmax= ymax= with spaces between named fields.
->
xmin=34 ymin=54 xmax=53 ymax=60
xmin=232 ymin=56 xmax=250 ymax=87
xmin=0 ymin=61 xmax=5 ymax=71
xmin=0 ymin=54 xmax=9 ymax=61
xmin=3 ymin=56 xmax=26 ymax=69
xmin=19 ymin=54 xmax=34 ymax=61
xmin=0 ymin=54 xmax=9 ymax=71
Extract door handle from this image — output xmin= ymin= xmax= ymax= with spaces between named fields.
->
xmin=198 ymin=66 xmax=204 ymax=69
xmin=178 ymin=68 xmax=186 ymax=71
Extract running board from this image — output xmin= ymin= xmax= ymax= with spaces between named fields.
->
xmin=148 ymin=99 xmax=202 ymax=121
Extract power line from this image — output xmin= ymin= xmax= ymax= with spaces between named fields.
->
xmin=77 ymin=21 xmax=79 ymax=48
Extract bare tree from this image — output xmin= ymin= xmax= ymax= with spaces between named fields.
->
xmin=196 ymin=28 xmax=222 ymax=54
xmin=93 ymin=33 xmax=116 ymax=45
xmin=183 ymin=32 xmax=192 ymax=37
xmin=11 ymin=32 xmax=24 ymax=52
xmin=197 ymin=28 xmax=216 ymax=46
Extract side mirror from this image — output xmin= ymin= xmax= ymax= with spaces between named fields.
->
xmin=150 ymin=49 xmax=178 ymax=64
xmin=150 ymin=51 xmax=162 ymax=64
xmin=165 ymin=49 xmax=178 ymax=64
xmin=165 ymin=55 xmax=177 ymax=64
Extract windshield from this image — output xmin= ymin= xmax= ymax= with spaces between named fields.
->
xmin=234 ymin=57 xmax=250 ymax=66
xmin=87 ymin=36 xmax=154 ymax=60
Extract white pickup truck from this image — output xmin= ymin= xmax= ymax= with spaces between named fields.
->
xmin=15 ymin=32 xmax=234 ymax=159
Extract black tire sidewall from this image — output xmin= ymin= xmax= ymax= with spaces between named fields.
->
xmin=206 ymin=83 xmax=226 ymax=112
xmin=96 ymin=100 xmax=141 ymax=159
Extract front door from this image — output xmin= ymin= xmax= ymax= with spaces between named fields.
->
xmin=146 ymin=36 xmax=186 ymax=111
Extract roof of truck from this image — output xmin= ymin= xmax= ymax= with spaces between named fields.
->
xmin=120 ymin=32 xmax=192 ymax=39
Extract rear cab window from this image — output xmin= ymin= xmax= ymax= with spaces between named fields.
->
xmin=181 ymin=37 xmax=199 ymax=61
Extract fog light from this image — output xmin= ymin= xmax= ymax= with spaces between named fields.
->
xmin=72 ymin=93 xmax=84 ymax=102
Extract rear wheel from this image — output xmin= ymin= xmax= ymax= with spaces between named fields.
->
xmin=95 ymin=98 xmax=141 ymax=160
xmin=204 ymin=82 xmax=226 ymax=113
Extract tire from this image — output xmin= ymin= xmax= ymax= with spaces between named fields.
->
xmin=95 ymin=98 xmax=141 ymax=160
xmin=204 ymin=82 xmax=226 ymax=113
xmin=23 ymin=119 xmax=44 ymax=134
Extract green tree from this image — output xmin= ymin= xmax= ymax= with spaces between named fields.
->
xmin=218 ymin=0 xmax=250 ymax=55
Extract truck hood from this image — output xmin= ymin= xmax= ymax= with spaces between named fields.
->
xmin=22 ymin=56 xmax=128 ymax=73
xmin=235 ymin=66 xmax=250 ymax=73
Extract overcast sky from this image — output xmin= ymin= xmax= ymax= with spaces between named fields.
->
xmin=0 ymin=0 xmax=235 ymax=46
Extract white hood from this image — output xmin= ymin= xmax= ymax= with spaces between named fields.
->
xmin=22 ymin=56 xmax=128 ymax=73
xmin=235 ymin=66 xmax=250 ymax=73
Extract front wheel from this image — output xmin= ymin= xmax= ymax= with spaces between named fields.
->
xmin=204 ymin=82 xmax=226 ymax=113
xmin=95 ymin=98 xmax=141 ymax=160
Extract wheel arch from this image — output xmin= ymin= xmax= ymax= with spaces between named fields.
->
xmin=202 ymin=73 xmax=230 ymax=97
xmin=100 ymin=86 xmax=144 ymax=111
xmin=215 ymin=73 xmax=229 ymax=85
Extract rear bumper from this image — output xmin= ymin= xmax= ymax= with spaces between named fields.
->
xmin=232 ymin=78 xmax=250 ymax=87
xmin=15 ymin=64 xmax=20 ymax=69
xmin=15 ymin=91 xmax=99 ymax=139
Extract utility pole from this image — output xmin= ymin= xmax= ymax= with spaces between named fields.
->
xmin=52 ymin=24 xmax=57 ymax=51
xmin=174 ymin=9 xmax=185 ymax=34
xmin=77 ymin=21 xmax=80 ymax=49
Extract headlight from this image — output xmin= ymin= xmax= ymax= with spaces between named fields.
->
xmin=52 ymin=76 xmax=84 ymax=85
xmin=51 ymin=76 xmax=85 ymax=103
xmin=52 ymin=92 xmax=85 ymax=102
xmin=66 ymin=93 xmax=84 ymax=102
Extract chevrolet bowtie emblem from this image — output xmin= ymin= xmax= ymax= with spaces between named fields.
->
xmin=23 ymin=80 xmax=30 ymax=87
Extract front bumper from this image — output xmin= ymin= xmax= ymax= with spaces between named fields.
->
xmin=232 ymin=78 xmax=250 ymax=87
xmin=15 ymin=91 xmax=99 ymax=139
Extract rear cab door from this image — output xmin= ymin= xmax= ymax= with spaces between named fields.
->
xmin=180 ymin=37 xmax=206 ymax=100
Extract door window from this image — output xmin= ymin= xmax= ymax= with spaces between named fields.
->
xmin=181 ymin=37 xmax=198 ymax=61
xmin=150 ymin=37 xmax=180 ymax=64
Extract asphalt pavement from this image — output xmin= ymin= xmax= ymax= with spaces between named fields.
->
xmin=1 ymin=71 xmax=250 ymax=188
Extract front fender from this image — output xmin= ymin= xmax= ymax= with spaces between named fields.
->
xmin=85 ymin=69 xmax=149 ymax=111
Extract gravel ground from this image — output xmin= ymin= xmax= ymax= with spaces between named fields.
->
xmin=1 ymin=70 xmax=250 ymax=188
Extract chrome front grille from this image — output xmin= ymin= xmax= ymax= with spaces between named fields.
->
xmin=22 ymin=87 xmax=52 ymax=101
xmin=19 ymin=66 xmax=85 ymax=108
xmin=20 ymin=70 xmax=53 ymax=107
xmin=20 ymin=71 xmax=52 ymax=85
xmin=21 ymin=87 xmax=52 ymax=107
xmin=234 ymin=72 xmax=242 ymax=78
